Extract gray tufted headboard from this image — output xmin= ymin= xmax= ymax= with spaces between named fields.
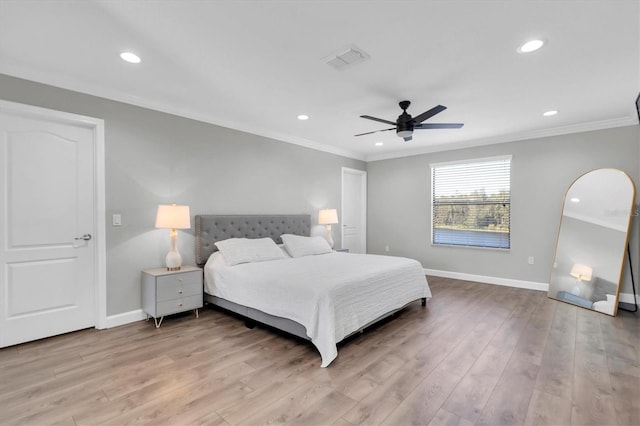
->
xmin=195 ymin=214 xmax=311 ymax=266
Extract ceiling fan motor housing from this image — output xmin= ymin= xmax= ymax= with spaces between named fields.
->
xmin=396 ymin=119 xmax=413 ymax=133
xmin=397 ymin=109 xmax=414 ymax=136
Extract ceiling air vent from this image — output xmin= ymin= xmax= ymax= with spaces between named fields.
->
xmin=324 ymin=45 xmax=370 ymax=70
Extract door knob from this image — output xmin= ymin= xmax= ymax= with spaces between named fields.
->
xmin=74 ymin=234 xmax=92 ymax=241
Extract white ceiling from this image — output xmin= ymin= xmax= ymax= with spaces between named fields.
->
xmin=1 ymin=0 xmax=638 ymax=161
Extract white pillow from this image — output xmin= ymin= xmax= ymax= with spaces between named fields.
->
xmin=214 ymin=237 xmax=286 ymax=266
xmin=281 ymin=234 xmax=333 ymax=258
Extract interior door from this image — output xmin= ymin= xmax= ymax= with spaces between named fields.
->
xmin=341 ymin=168 xmax=367 ymax=253
xmin=0 ymin=103 xmax=96 ymax=347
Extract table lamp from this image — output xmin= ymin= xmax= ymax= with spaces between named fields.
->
xmin=318 ymin=208 xmax=339 ymax=248
xmin=570 ymin=263 xmax=592 ymax=296
xmin=155 ymin=204 xmax=191 ymax=270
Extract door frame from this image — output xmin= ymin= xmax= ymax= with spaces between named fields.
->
xmin=341 ymin=167 xmax=367 ymax=253
xmin=0 ymin=100 xmax=107 ymax=330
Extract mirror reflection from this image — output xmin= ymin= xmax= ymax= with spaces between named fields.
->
xmin=548 ymin=168 xmax=635 ymax=316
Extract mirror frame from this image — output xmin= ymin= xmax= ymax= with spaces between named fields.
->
xmin=548 ymin=168 xmax=636 ymax=316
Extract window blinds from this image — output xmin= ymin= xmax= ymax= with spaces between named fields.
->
xmin=431 ymin=157 xmax=511 ymax=249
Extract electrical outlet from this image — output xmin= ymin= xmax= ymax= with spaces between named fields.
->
xmin=528 ymin=256 xmax=534 ymax=265
xmin=112 ymin=214 xmax=122 ymax=227
xmin=385 ymin=245 xmax=390 ymax=252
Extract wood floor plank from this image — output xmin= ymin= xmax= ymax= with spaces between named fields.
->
xmin=340 ymin=352 xmax=442 ymax=425
xmin=475 ymin=293 xmax=544 ymax=426
xmin=241 ymin=381 xmax=357 ymax=425
xmin=534 ymin=301 xmax=576 ymax=400
xmin=608 ymin=372 xmax=640 ymax=426
xmin=381 ymin=366 xmax=462 ymax=425
xmin=1 ymin=278 xmax=638 ymax=426
xmin=441 ymin=342 xmax=516 ymax=423
xmin=428 ymin=408 xmax=475 ymax=426
xmin=523 ymin=389 xmax=572 ymax=426
xmin=571 ymin=308 xmax=618 ymax=426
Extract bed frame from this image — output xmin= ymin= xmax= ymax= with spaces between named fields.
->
xmin=195 ymin=214 xmax=425 ymax=343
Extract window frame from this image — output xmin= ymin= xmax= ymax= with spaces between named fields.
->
xmin=430 ymin=155 xmax=512 ymax=250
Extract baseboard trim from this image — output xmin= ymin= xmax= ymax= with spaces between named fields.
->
xmin=104 ymin=309 xmax=146 ymax=328
xmin=424 ymin=269 xmax=548 ymax=292
xmin=618 ymin=292 xmax=639 ymax=305
xmin=424 ymin=269 xmax=640 ymax=305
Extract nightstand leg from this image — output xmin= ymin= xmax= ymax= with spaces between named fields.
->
xmin=154 ymin=316 xmax=164 ymax=328
xmin=194 ymin=308 xmax=199 ymax=318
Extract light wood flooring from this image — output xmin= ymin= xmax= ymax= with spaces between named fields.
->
xmin=1 ymin=277 xmax=638 ymax=425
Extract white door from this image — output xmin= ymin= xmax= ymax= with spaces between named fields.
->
xmin=341 ymin=167 xmax=367 ymax=253
xmin=0 ymin=101 xmax=100 ymax=347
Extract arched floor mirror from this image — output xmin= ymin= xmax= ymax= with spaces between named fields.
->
xmin=548 ymin=168 xmax=635 ymax=316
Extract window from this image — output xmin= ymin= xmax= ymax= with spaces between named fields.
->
xmin=431 ymin=156 xmax=511 ymax=249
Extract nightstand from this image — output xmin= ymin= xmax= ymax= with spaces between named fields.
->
xmin=142 ymin=265 xmax=203 ymax=328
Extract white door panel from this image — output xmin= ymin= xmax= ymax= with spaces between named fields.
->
xmin=8 ymin=258 xmax=77 ymax=316
xmin=341 ymin=168 xmax=367 ymax=253
xmin=1 ymin=104 xmax=96 ymax=347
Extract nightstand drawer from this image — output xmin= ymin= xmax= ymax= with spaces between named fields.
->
xmin=156 ymin=269 xmax=201 ymax=287
xmin=156 ymin=271 xmax=202 ymax=301
xmin=156 ymin=294 xmax=202 ymax=316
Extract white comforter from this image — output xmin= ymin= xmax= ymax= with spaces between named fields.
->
xmin=204 ymin=252 xmax=431 ymax=367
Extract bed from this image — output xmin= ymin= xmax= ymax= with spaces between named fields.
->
xmin=195 ymin=214 xmax=431 ymax=367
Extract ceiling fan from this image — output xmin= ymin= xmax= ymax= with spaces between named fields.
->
xmin=355 ymin=100 xmax=463 ymax=142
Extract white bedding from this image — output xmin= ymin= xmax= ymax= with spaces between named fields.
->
xmin=204 ymin=251 xmax=431 ymax=367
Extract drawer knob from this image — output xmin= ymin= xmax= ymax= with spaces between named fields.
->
xmin=179 ymin=290 xmax=183 ymax=294
xmin=178 ymin=278 xmax=183 ymax=282
xmin=179 ymin=303 xmax=183 ymax=307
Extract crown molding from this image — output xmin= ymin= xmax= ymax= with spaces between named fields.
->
xmin=0 ymin=67 xmax=367 ymax=161
xmin=366 ymin=116 xmax=638 ymax=162
xmin=2 ymin=67 xmax=635 ymax=165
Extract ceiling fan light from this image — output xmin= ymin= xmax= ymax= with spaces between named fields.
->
xmin=397 ymin=129 xmax=412 ymax=138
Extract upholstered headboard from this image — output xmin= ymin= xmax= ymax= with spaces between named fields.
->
xmin=195 ymin=214 xmax=311 ymax=266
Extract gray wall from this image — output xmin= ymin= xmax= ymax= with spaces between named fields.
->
xmin=2 ymin=72 xmax=638 ymax=316
xmin=367 ymin=126 xmax=640 ymax=296
xmin=0 ymin=74 xmax=365 ymax=316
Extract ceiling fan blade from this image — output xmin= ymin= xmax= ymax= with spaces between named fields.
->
xmin=414 ymin=123 xmax=464 ymax=129
xmin=403 ymin=135 xmax=413 ymax=142
xmin=354 ymin=127 xmax=396 ymax=137
xmin=412 ymin=105 xmax=447 ymax=124
xmin=360 ymin=115 xmax=396 ymax=126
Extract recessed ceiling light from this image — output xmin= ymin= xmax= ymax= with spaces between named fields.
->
xmin=570 ymin=197 xmax=580 ymax=203
xmin=517 ymin=39 xmax=545 ymax=53
xmin=120 ymin=52 xmax=141 ymax=64
xmin=543 ymin=110 xmax=558 ymax=116
xmin=375 ymin=142 xmax=384 ymax=146
xmin=297 ymin=114 xmax=309 ymax=121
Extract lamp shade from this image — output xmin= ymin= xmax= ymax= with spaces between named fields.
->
xmin=570 ymin=263 xmax=592 ymax=281
xmin=318 ymin=209 xmax=338 ymax=225
xmin=155 ymin=204 xmax=191 ymax=229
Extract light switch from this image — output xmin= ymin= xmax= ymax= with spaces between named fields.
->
xmin=112 ymin=214 xmax=122 ymax=227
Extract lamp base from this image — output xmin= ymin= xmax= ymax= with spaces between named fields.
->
xmin=165 ymin=233 xmax=182 ymax=271
xmin=325 ymin=225 xmax=334 ymax=249
xmin=570 ymin=283 xmax=581 ymax=296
